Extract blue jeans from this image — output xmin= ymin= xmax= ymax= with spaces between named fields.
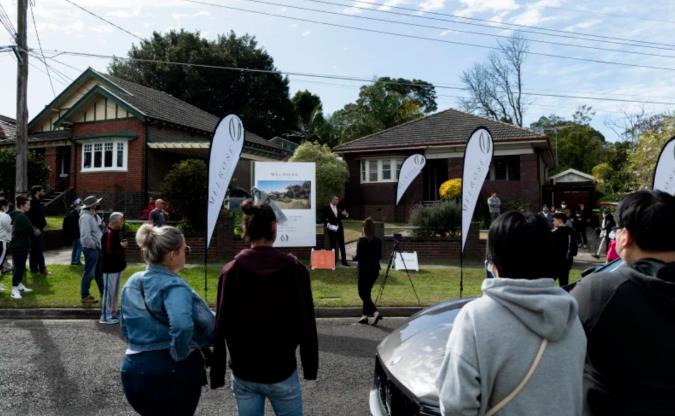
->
xmin=81 ymin=248 xmax=103 ymax=298
xmin=233 ymin=370 xmax=303 ymax=416
xmin=121 ymin=349 xmax=205 ymax=416
xmin=71 ymin=239 xmax=82 ymax=265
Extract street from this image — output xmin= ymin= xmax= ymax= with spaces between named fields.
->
xmin=0 ymin=317 xmax=405 ymax=416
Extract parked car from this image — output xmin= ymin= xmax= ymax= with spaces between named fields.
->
xmin=369 ymin=259 xmax=624 ymax=416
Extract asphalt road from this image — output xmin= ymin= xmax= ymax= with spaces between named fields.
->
xmin=0 ymin=317 xmax=406 ymax=416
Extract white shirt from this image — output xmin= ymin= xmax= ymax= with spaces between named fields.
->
xmin=0 ymin=210 xmax=11 ymax=242
xmin=330 ymin=204 xmax=338 ymax=218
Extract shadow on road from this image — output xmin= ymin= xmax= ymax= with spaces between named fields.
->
xmin=12 ymin=320 xmax=81 ymax=413
xmin=319 ymin=333 xmax=382 ymax=359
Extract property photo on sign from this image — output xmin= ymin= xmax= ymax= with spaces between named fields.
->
xmin=257 ymin=180 xmax=312 ymax=209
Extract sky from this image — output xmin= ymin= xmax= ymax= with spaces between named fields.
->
xmin=1 ymin=0 xmax=675 ymax=141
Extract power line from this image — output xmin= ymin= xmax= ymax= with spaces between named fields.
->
xmin=29 ymin=3 xmax=55 ymax=96
xmin=0 ymin=1 xmax=17 ymax=39
xmin=217 ymin=0 xmax=675 ymax=60
xmin=62 ymin=0 xmax=144 ymax=41
xmin=542 ymin=4 xmax=675 ymax=26
xmin=37 ymin=50 xmax=675 ymax=106
xmin=337 ymin=0 xmax=675 ymax=50
xmin=29 ymin=52 xmax=73 ymax=83
xmin=181 ymin=0 xmax=675 ymax=73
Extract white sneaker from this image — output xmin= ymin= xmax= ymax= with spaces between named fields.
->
xmin=10 ymin=287 xmax=21 ymax=299
xmin=17 ymin=283 xmax=32 ymax=293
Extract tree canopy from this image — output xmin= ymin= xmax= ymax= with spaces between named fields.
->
xmin=109 ymin=30 xmax=297 ymax=138
xmin=627 ymin=114 xmax=675 ymax=190
xmin=289 ymin=142 xmax=349 ymax=211
xmin=329 ymin=77 xmax=437 ymax=144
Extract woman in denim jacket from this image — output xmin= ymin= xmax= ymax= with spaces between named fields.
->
xmin=119 ymin=224 xmax=214 ymax=416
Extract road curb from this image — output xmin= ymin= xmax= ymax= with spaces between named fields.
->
xmin=0 ymin=306 xmax=424 ymax=320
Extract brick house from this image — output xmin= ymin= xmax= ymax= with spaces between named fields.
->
xmin=334 ymin=108 xmax=554 ymax=222
xmin=0 ymin=68 xmax=288 ymax=216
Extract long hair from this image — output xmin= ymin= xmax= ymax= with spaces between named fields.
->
xmin=363 ymin=217 xmax=375 ymax=241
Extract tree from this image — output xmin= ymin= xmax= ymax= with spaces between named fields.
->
xmin=460 ymin=33 xmax=528 ymax=127
xmin=289 ymin=90 xmax=335 ymax=146
xmin=161 ymin=159 xmax=208 ymax=230
xmin=529 ymin=107 xmax=607 ymax=174
xmin=109 ymin=30 xmax=297 ymax=138
xmin=330 ymin=77 xmax=436 ymax=144
xmin=0 ymin=149 xmax=49 ymax=200
xmin=627 ymin=114 xmax=675 ymax=189
xmin=289 ymin=142 xmax=349 ymax=213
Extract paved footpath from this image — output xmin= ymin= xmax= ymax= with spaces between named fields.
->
xmin=0 ymin=317 xmax=405 ymax=416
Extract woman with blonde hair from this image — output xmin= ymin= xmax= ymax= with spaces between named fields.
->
xmin=119 ymin=224 xmax=214 ymax=416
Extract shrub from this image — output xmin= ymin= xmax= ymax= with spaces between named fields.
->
xmin=410 ymin=201 xmax=461 ymax=237
xmin=289 ymin=141 xmax=349 ymax=213
xmin=439 ymin=178 xmax=462 ymax=201
xmin=0 ymin=149 xmax=50 ymax=199
xmin=161 ymin=159 xmax=208 ymax=230
xmin=505 ymin=198 xmax=532 ymax=212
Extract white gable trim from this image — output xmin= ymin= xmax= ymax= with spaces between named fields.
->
xmin=550 ymin=168 xmax=595 ymax=183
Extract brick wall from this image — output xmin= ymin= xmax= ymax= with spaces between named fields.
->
xmin=43 ymin=147 xmax=58 ymax=189
xmin=382 ymin=223 xmax=485 ymax=262
xmin=71 ymin=119 xmax=146 ymax=216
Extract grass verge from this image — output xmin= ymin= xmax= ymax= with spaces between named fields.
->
xmin=0 ymin=265 xmax=582 ymax=309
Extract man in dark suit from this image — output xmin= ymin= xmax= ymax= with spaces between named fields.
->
xmin=323 ymin=195 xmax=349 ymax=266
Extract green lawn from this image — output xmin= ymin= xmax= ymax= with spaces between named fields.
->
xmin=45 ymin=216 xmax=63 ymax=230
xmin=0 ymin=265 xmax=582 ymax=309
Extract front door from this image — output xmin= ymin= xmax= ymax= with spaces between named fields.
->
xmin=423 ymin=159 xmax=448 ymax=201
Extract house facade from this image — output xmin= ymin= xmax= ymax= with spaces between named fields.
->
xmin=334 ymin=109 xmax=554 ymax=222
xmin=0 ymin=68 xmax=288 ymax=216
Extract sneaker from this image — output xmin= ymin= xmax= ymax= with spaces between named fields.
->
xmin=81 ymin=296 xmax=98 ymax=305
xmin=10 ymin=288 xmax=21 ymax=299
xmin=99 ymin=318 xmax=120 ymax=325
xmin=17 ymin=283 xmax=32 ymax=293
xmin=40 ymin=269 xmax=52 ymax=276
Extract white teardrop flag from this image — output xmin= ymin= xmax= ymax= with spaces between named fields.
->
xmin=207 ymin=114 xmax=245 ymax=248
xmin=396 ymin=154 xmax=426 ymax=205
xmin=653 ymin=136 xmax=675 ymax=195
xmin=461 ymin=127 xmax=494 ymax=251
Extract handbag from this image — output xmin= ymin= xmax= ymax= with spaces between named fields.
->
xmin=484 ymin=338 xmax=549 ymax=416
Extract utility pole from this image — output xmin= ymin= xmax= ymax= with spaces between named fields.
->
xmin=15 ymin=0 xmax=28 ymax=196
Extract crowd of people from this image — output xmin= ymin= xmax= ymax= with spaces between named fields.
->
xmin=438 ymin=190 xmax=675 ymax=416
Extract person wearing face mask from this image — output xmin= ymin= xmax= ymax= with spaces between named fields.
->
xmin=572 ymin=190 xmax=675 ymax=415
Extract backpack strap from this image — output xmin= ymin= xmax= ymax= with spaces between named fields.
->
xmin=138 ymin=277 xmax=170 ymax=327
xmin=484 ymin=338 xmax=549 ymax=416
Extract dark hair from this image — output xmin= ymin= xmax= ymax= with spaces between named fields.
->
xmin=363 ymin=217 xmax=375 ymax=241
xmin=617 ymin=190 xmax=675 ymax=252
xmin=15 ymin=195 xmax=29 ymax=209
xmin=552 ymin=212 xmax=567 ymax=222
xmin=30 ymin=185 xmax=43 ymax=197
xmin=487 ymin=211 xmax=552 ymax=279
xmin=240 ymin=199 xmax=276 ymax=242
xmin=0 ymin=197 xmax=7 ymax=210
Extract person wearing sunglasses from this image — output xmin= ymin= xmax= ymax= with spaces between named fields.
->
xmin=118 ymin=224 xmax=214 ymax=416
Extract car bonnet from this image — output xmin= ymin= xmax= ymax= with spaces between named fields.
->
xmin=376 ymin=298 xmax=472 ymax=403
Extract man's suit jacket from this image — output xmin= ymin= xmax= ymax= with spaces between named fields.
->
xmin=323 ymin=205 xmax=347 ymax=233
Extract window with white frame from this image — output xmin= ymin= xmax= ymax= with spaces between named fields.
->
xmin=360 ymin=158 xmax=404 ymax=183
xmin=81 ymin=140 xmax=128 ymax=172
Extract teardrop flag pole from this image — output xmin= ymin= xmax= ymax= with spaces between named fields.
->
xmin=206 ymin=114 xmax=245 ymax=300
xmin=653 ymin=136 xmax=675 ymax=195
xmin=459 ymin=127 xmax=494 ymax=298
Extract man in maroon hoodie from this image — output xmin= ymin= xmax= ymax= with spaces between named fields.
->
xmin=210 ymin=200 xmax=318 ymax=416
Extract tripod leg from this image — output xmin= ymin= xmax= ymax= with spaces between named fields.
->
xmin=375 ymin=248 xmax=396 ymax=305
xmin=397 ymin=250 xmax=421 ymax=305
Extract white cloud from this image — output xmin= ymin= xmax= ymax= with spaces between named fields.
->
xmin=454 ymin=0 xmax=518 ymax=17
xmin=343 ymin=0 xmax=377 ymax=16
xmin=419 ymin=0 xmax=446 ymax=12
xmin=302 ymin=30 xmax=312 ymax=37
xmin=379 ymin=0 xmax=409 ymax=11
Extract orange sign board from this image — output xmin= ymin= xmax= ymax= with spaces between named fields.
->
xmin=311 ymin=249 xmax=336 ymax=270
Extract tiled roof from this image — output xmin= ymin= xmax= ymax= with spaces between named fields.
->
xmin=0 ymin=115 xmax=16 ymax=143
xmin=334 ymin=108 xmax=546 ymax=152
xmin=94 ymin=71 xmax=285 ymax=152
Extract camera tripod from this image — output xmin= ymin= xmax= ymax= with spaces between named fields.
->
xmin=375 ymin=237 xmax=421 ymax=306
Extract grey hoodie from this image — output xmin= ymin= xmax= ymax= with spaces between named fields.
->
xmin=436 ymin=278 xmax=586 ymax=416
